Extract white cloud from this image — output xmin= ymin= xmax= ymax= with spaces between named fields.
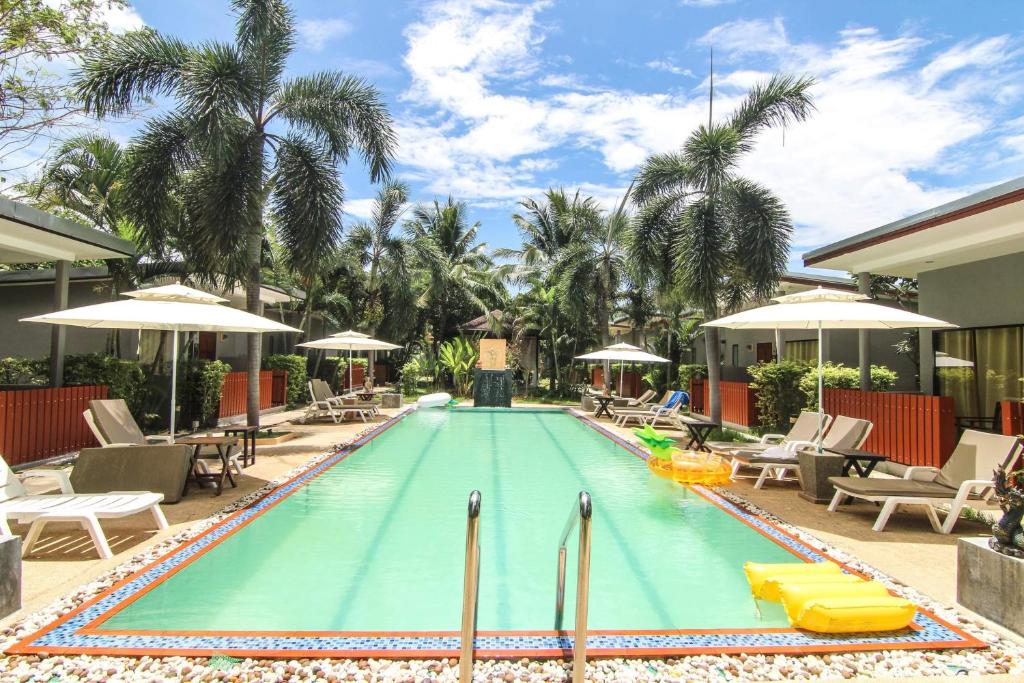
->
xmin=394 ymin=1 xmax=1024 ymax=257
xmin=297 ymin=18 xmax=352 ymax=52
xmin=342 ymin=198 xmax=377 ymax=221
xmin=98 ymin=3 xmax=145 ymax=32
xmin=646 ymin=59 xmax=694 ymax=77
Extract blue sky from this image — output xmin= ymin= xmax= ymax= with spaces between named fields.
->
xmin=23 ymin=1 xmax=1024 ymax=273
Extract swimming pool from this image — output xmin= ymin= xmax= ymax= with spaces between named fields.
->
xmin=12 ymin=408 xmax=981 ymax=658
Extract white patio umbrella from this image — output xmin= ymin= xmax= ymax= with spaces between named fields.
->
xmin=575 ymin=342 xmax=670 ymax=396
xmin=299 ymin=330 xmax=401 ymax=390
xmin=21 ymin=283 xmax=301 ymax=437
xmin=703 ymin=287 xmax=955 ymax=449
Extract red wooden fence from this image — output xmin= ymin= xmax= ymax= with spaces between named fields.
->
xmin=1001 ymin=401 xmax=1024 ymax=436
xmin=590 ymin=367 xmax=643 ymax=398
xmin=218 ymin=370 xmax=274 ymax=418
xmin=824 ymin=389 xmax=957 ymax=467
xmin=689 ymin=378 xmax=759 ymax=427
xmin=0 ymin=385 xmax=108 ymax=466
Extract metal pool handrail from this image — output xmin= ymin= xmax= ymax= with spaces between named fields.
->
xmin=460 ymin=490 xmax=482 ymax=682
xmin=554 ymin=491 xmax=592 ymax=683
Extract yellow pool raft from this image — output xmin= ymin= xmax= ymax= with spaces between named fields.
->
xmin=743 ymin=561 xmax=917 ymax=634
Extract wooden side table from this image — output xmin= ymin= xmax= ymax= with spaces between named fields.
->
xmin=224 ymin=425 xmax=258 ymax=467
xmin=177 ymin=435 xmax=238 ymax=496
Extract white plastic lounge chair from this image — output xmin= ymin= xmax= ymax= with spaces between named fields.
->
xmin=623 ymin=389 xmax=656 ymax=407
xmin=706 ymin=411 xmax=831 ymax=457
xmin=612 ymin=390 xmax=673 ymax=426
xmin=639 ymin=392 xmax=688 ymax=429
xmin=87 ymin=399 xmax=242 ymax=478
xmin=303 ymin=381 xmax=373 ymax=423
xmin=732 ymin=416 xmax=873 ymax=489
xmin=314 ymin=379 xmax=379 ymax=416
xmin=827 ymin=430 xmax=1022 ymax=533
xmin=0 ymin=455 xmax=167 ymax=559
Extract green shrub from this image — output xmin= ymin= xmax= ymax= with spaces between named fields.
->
xmin=439 ymin=337 xmax=479 ymax=396
xmin=748 ymin=361 xmax=808 ymax=432
xmin=399 ymin=357 xmax=421 ymax=394
xmin=677 ymin=364 xmax=708 ymax=391
xmin=180 ymin=360 xmax=231 ymax=428
xmin=0 ymin=357 xmax=47 ymax=385
xmin=63 ymin=354 xmax=146 ymax=414
xmin=262 ymin=354 xmax=307 ymax=407
xmin=799 ymin=362 xmax=898 ymax=408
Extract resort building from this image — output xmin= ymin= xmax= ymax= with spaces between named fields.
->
xmin=804 ymin=175 xmax=1024 ymax=427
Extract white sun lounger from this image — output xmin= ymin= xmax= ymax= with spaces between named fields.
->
xmin=0 ymin=455 xmax=167 ymax=559
xmin=827 ymin=430 xmax=1022 ymax=533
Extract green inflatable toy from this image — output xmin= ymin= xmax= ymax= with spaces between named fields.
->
xmin=632 ymin=424 xmax=676 ymax=460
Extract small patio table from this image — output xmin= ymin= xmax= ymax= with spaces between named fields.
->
xmin=825 ymin=447 xmax=888 ymax=477
xmin=678 ymin=416 xmax=719 ymax=452
xmin=178 ymin=435 xmax=238 ymax=496
xmin=592 ymin=395 xmax=617 ymax=419
xmin=356 ymin=392 xmax=376 ymax=402
xmin=223 ymin=425 xmax=258 ymax=467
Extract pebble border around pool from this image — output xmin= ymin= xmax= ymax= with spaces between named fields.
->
xmin=5 ymin=406 xmax=992 ymax=661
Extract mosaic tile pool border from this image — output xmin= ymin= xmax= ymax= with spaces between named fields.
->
xmin=8 ymin=407 xmax=985 ymax=659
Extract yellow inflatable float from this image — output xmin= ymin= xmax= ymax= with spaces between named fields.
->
xmin=633 ymin=425 xmax=731 ymax=486
xmin=743 ymin=561 xmax=917 ymax=633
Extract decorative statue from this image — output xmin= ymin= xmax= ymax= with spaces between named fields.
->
xmin=990 ymin=467 xmax=1024 ymax=558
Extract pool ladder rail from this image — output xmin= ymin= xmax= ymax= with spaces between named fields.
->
xmin=459 ymin=490 xmax=592 ymax=683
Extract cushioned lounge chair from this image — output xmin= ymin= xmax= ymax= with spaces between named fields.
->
xmin=612 ymin=390 xmax=674 ymax=426
xmin=640 ymin=391 xmax=690 ymax=429
xmin=827 ymin=430 xmax=1022 ymax=533
xmin=72 ymin=445 xmax=193 ymax=504
xmin=87 ymin=399 xmax=242 ymax=478
xmin=732 ymin=416 xmax=873 ymax=489
xmin=706 ymin=411 xmax=831 ymax=457
xmin=304 ymin=381 xmax=373 ymax=423
xmin=313 ymin=379 xmax=379 ymax=416
xmin=0 ymin=454 xmax=167 ymax=559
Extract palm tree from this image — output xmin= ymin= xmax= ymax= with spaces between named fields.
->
xmin=346 ymin=180 xmax=412 ymax=333
xmin=553 ymin=190 xmax=631 ymax=357
xmin=514 ymin=279 xmax=563 ymax=391
xmin=631 ymin=74 xmax=814 ymax=423
xmin=24 ymin=134 xmax=187 ymax=356
xmin=74 ymin=0 xmax=397 ymax=426
xmin=498 ymin=188 xmax=601 ymax=274
xmin=406 ymin=197 xmax=502 ymax=348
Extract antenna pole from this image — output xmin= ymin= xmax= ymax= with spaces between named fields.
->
xmin=708 ymin=47 xmax=714 ymax=128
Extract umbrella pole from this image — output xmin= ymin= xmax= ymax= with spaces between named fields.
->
xmin=349 ymin=347 xmax=353 ymax=392
xmin=170 ymin=331 xmax=178 ymax=441
xmin=817 ymin=320 xmax=823 ymax=453
xmin=619 ymin=363 xmax=624 ymax=397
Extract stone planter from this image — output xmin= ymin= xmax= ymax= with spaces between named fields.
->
xmin=381 ymin=393 xmax=402 ymax=409
xmin=253 ymin=431 xmax=300 ymax=446
xmin=797 ymin=450 xmax=845 ymax=504
xmin=581 ymin=395 xmax=595 ymax=412
xmin=0 ymin=535 xmax=21 ymax=619
xmin=958 ymin=537 xmax=1024 ymax=635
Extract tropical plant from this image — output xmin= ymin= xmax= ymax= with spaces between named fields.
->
xmin=345 ymin=180 xmax=420 ymax=360
xmin=497 ymin=188 xmax=600 ymax=274
xmin=438 ymin=336 xmax=478 ymax=396
xmin=406 ymin=197 xmax=503 ymax=347
xmin=0 ymin=0 xmax=131 ymax=173
xmin=747 ymin=360 xmax=807 ymax=432
xmin=514 ymin=280 xmax=564 ymax=392
xmin=799 ymin=362 xmax=897 ymax=409
xmin=261 ymin=353 xmax=307 ymax=406
xmin=74 ymin=0 xmax=397 ymax=426
xmin=553 ymin=190 xmax=631 ymax=354
xmin=631 ymin=74 xmax=815 ymax=423
xmin=21 ymin=134 xmax=189 ymax=355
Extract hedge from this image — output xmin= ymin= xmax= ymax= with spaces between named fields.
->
xmin=263 ymin=354 xmax=307 ymax=407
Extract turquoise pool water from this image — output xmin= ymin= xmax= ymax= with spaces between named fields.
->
xmin=101 ymin=409 xmax=795 ymax=632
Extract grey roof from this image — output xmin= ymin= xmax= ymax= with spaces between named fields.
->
xmin=780 ymin=270 xmax=854 ymax=287
xmin=803 ymin=175 xmax=1024 ymax=265
xmin=0 ymin=196 xmax=135 ymax=258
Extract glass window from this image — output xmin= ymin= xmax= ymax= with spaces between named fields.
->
xmin=731 ymin=344 xmax=739 ymax=367
xmin=935 ymin=325 xmax=1024 ymax=419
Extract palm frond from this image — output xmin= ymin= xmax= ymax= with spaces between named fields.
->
xmin=728 ymin=74 xmax=816 ymax=149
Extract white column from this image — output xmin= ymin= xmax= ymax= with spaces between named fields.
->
xmin=48 ymin=260 xmax=70 ymax=387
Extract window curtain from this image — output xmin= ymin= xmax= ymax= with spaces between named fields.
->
xmin=936 ymin=329 xmax=977 ymax=417
xmin=784 ymin=339 xmax=817 ymax=363
xmin=936 ymin=326 xmax=1024 ymax=419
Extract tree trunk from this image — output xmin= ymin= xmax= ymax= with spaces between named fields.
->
xmin=703 ymin=326 xmax=722 ymax=424
xmin=550 ymin=329 xmax=559 ymax=394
